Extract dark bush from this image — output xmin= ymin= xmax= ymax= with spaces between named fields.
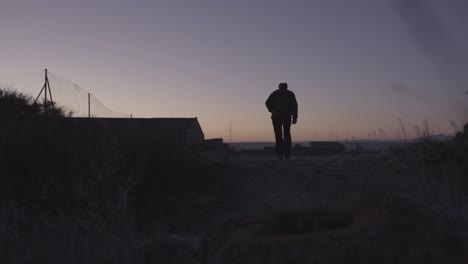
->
xmin=0 ymin=89 xmax=226 ymax=262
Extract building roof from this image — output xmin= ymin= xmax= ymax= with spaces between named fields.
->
xmin=73 ymin=117 xmax=197 ymax=126
xmin=72 ymin=117 xmax=203 ymax=141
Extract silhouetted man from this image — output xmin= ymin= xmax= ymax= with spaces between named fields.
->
xmin=265 ymin=82 xmax=298 ymax=160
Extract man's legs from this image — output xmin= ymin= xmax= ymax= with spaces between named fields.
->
xmin=272 ymin=118 xmax=283 ymax=159
xmin=283 ymin=117 xmax=292 ymax=158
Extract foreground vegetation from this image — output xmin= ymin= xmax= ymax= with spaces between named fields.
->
xmin=0 ymin=89 xmax=227 ymax=263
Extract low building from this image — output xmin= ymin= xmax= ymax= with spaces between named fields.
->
xmin=309 ymin=141 xmax=346 ymax=154
xmin=72 ymin=117 xmax=205 ymax=145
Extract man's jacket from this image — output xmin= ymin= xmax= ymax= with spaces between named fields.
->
xmin=265 ymin=88 xmax=298 ymax=120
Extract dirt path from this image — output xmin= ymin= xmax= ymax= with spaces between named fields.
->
xmin=219 ymin=152 xmax=399 ymax=218
xmin=195 ymin=152 xmax=468 ymax=264
xmin=162 ymin=151 xmax=468 ymax=263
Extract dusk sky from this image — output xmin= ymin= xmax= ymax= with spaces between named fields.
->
xmin=1 ymin=0 xmax=467 ymax=142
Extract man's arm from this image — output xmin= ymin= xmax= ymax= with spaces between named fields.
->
xmin=291 ymin=92 xmax=298 ymax=120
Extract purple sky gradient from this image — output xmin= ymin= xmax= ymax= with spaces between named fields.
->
xmin=1 ymin=0 xmax=467 ymax=141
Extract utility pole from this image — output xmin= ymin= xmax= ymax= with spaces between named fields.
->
xmin=35 ymin=69 xmax=53 ymax=109
xmin=224 ymin=121 xmax=232 ymax=145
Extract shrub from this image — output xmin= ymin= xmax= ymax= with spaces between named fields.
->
xmin=0 ymin=89 xmax=226 ymax=262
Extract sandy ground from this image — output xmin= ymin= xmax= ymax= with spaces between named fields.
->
xmin=163 ymin=152 xmax=467 ymax=263
xmin=215 ymin=152 xmax=401 ymax=218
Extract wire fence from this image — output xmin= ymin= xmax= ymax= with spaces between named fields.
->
xmin=0 ymin=70 xmax=129 ymax=118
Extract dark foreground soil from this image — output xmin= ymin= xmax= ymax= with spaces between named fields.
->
xmin=149 ymin=151 xmax=468 ymax=264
